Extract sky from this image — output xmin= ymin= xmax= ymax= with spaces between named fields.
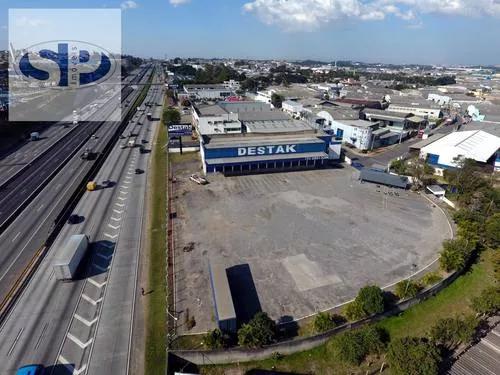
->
xmin=1 ymin=0 xmax=500 ymax=65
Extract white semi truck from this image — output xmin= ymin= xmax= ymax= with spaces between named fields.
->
xmin=53 ymin=234 xmax=89 ymax=281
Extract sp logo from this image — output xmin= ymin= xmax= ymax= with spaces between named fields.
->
xmin=15 ymin=40 xmax=117 ymax=89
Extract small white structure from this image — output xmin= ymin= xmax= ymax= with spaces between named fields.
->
xmin=428 ymin=93 xmax=451 ymax=106
xmin=420 ymin=130 xmax=500 ymax=169
xmin=427 ymin=185 xmax=446 ymax=198
xmin=388 ymin=103 xmax=442 ymax=119
xmin=282 ymin=100 xmax=304 ymax=118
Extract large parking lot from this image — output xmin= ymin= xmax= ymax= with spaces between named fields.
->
xmin=172 ymin=158 xmax=451 ymax=334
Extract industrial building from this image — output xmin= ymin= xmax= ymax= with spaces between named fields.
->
xmin=194 ymin=101 xmax=341 ymax=174
xmin=388 ymin=102 xmax=442 ymax=120
xmin=208 ymin=263 xmax=237 ymax=333
xmin=420 ymin=130 xmax=500 ymax=172
xmin=183 ymin=84 xmax=234 ymax=100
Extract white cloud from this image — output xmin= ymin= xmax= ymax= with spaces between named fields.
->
xmin=121 ymin=0 xmax=138 ymax=10
xmin=169 ymin=0 xmax=191 ymax=6
xmin=243 ymin=0 xmax=500 ymax=31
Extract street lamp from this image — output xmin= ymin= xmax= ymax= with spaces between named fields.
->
xmin=167 ymin=310 xmax=178 ymax=321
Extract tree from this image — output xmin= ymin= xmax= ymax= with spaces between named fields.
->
xmin=237 ymin=312 xmax=276 ymax=348
xmin=395 ymin=280 xmax=421 ymax=300
xmin=271 ymin=93 xmax=284 ymax=109
xmin=203 ymin=328 xmax=227 ymax=349
xmin=387 ymin=337 xmax=441 ymax=375
xmin=356 ymin=285 xmax=385 ymax=316
xmin=163 ymin=108 xmax=181 ymax=125
xmin=390 ymin=159 xmax=408 ymax=175
xmin=407 ymin=158 xmax=435 ymax=188
xmin=472 ymin=287 xmax=500 ymax=316
xmin=484 ymin=213 xmax=500 ymax=248
xmin=333 ymin=326 xmax=387 ymax=365
xmin=344 ymin=300 xmax=366 ymax=321
xmin=313 ymin=312 xmax=339 ymax=333
xmin=429 ymin=315 xmax=478 ymax=350
xmin=439 ymin=238 xmax=475 ymax=272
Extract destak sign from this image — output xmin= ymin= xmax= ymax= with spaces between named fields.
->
xmin=168 ymin=124 xmax=192 ymax=136
xmin=238 ymin=144 xmax=297 ymax=156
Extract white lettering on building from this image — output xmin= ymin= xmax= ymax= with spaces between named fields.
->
xmin=237 ymin=144 xmax=298 ymax=156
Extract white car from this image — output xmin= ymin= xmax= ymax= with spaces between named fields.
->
xmin=190 ymin=174 xmax=208 ymax=185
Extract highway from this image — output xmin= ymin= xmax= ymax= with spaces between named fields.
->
xmin=0 ymin=68 xmax=150 ymax=232
xmin=0 ymin=67 xmax=153 ymax=302
xmin=0 ymin=68 xmax=164 ymax=374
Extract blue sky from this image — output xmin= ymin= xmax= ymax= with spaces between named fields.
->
xmin=1 ymin=0 xmax=500 ymax=65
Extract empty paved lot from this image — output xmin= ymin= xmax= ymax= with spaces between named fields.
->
xmin=173 ymin=162 xmax=451 ymax=334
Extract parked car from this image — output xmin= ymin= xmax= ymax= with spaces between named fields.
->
xmin=190 ymin=174 xmax=208 ymax=185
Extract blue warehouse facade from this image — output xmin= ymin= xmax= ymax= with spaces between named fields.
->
xmin=201 ymin=134 xmax=340 ymax=174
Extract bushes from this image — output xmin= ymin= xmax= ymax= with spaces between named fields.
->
xmin=395 ymin=280 xmax=421 ymax=299
xmin=421 ymin=272 xmax=443 ymax=286
xmin=387 ymin=337 xmax=441 ymax=375
xmin=203 ymin=329 xmax=228 ymax=349
xmin=312 ymin=312 xmax=343 ymax=333
xmin=332 ymin=326 xmax=387 ymax=365
xmin=439 ymin=238 xmax=475 ymax=272
xmin=238 ymin=312 xmax=276 ymax=348
xmin=429 ymin=315 xmax=478 ymax=350
xmin=472 ymin=286 xmax=500 ymax=316
xmin=344 ymin=285 xmax=385 ymax=320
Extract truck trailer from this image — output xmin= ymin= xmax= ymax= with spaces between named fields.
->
xmin=53 ymin=234 xmax=89 ymax=281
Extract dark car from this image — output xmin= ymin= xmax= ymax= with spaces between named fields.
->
xmin=68 ymin=214 xmax=80 ymax=224
xmin=135 ymin=168 xmax=144 ymax=174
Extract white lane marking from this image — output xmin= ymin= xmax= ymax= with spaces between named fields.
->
xmin=108 ymin=223 xmax=120 ymax=230
xmin=113 ymin=209 xmax=123 ymax=214
xmin=93 ymin=263 xmax=109 ymax=272
xmin=87 ymin=278 xmax=107 ymax=288
xmin=74 ymin=314 xmax=98 ymax=327
xmin=11 ymin=232 xmax=21 ymax=243
xmin=121 ymin=185 xmax=129 ymax=189
xmin=34 ymin=322 xmax=49 ymax=350
xmin=81 ymin=294 xmax=103 ymax=306
xmin=58 ymin=355 xmax=87 ymax=375
xmin=104 ymin=233 xmax=118 ymax=239
xmin=119 ymin=190 xmax=128 ymax=195
xmin=7 ymin=328 xmax=24 ymax=356
xmin=36 ymin=204 xmax=45 ymax=212
xmin=67 ymin=333 xmax=93 ymax=349
xmin=117 ymin=196 xmax=127 ymax=201
xmin=110 ymin=216 xmax=121 ymax=221
xmin=56 ymin=183 xmax=62 ymax=190
xmin=115 ymin=202 xmax=125 ymax=207
xmin=123 ymin=181 xmax=131 ymax=185
xmin=127 ymin=171 xmax=133 ymax=175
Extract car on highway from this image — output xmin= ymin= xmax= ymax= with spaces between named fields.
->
xmin=16 ymin=364 xmax=45 ymax=375
xmin=67 ymin=214 xmax=80 ymax=225
xmin=91 ymin=134 xmax=97 ymax=139
xmin=190 ymin=174 xmax=208 ymax=185
xmin=135 ymin=168 xmax=144 ymax=174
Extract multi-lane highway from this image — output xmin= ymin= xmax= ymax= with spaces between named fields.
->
xmin=0 ymin=67 xmax=164 ymax=374
xmin=0 ymin=67 xmax=153 ymax=304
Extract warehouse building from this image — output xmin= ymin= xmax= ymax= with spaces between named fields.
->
xmin=183 ymin=84 xmax=234 ymax=100
xmin=209 ymin=262 xmax=237 ymax=333
xmin=420 ymin=130 xmax=500 ymax=172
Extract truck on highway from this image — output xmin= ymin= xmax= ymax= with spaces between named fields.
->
xmin=147 ymin=112 xmax=153 ymax=121
xmin=53 ymin=234 xmax=89 ymax=281
xmin=30 ymin=132 xmax=40 ymax=141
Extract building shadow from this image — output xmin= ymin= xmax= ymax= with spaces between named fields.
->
xmin=277 ymin=315 xmax=299 ymax=340
xmin=167 ymin=353 xmax=199 ymax=375
xmin=226 ymin=264 xmax=262 ymax=327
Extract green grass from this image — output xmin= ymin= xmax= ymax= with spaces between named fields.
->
xmin=145 ymin=97 xmax=168 ymax=375
xmin=200 ymin=249 xmax=498 ymax=375
xmin=377 ymin=249 xmax=496 ymax=340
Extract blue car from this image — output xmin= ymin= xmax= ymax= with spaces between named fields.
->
xmin=16 ymin=365 xmax=45 ymax=375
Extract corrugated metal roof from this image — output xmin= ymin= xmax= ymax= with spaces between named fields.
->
xmin=209 ymin=263 xmax=236 ymax=322
xmin=205 ymin=136 xmax=324 ymax=149
xmin=421 ymin=130 xmax=500 ymax=163
xmin=359 ymin=170 xmax=409 ymax=188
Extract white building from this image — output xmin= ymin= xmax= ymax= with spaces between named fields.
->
xmin=420 ymin=130 xmax=500 ymax=172
xmin=428 ymin=93 xmax=451 ymax=106
xmin=254 ymin=90 xmax=274 ymax=105
xmin=184 ymin=84 xmax=234 ymax=100
xmin=282 ymin=100 xmax=304 ymax=118
xmin=388 ymin=103 xmax=442 ymax=119
xmin=192 ymin=104 xmax=242 ymax=135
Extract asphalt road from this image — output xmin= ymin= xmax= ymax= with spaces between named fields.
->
xmin=0 ymin=77 xmax=163 ymax=373
xmin=0 ymin=68 xmax=153 ymax=300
